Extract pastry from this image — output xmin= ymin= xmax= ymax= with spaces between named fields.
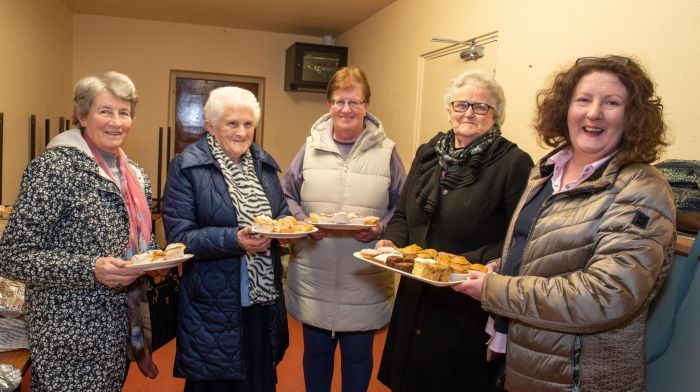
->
xmin=363 ymin=216 xmax=380 ymax=225
xmin=449 ymin=255 xmax=472 ymax=273
xmin=384 ymin=255 xmax=404 ymax=268
xmin=164 ymin=243 xmax=186 ymax=259
xmin=331 ymin=212 xmax=349 ymax=224
xmin=394 ymin=262 xmax=415 ymax=272
xmin=412 ymin=258 xmax=450 ymax=282
xmin=253 ymin=215 xmax=314 ymax=233
xmin=416 ymin=248 xmax=438 ymax=259
xmin=360 ymin=248 xmax=381 ymax=258
xmin=400 ymin=244 xmax=422 ymax=255
xmin=376 ymin=246 xmax=401 ymax=255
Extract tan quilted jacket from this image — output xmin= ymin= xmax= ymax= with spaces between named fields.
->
xmin=482 ymin=153 xmax=676 ymax=392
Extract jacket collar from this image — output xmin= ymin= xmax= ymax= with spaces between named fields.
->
xmin=180 ymin=134 xmax=281 ymax=173
xmin=307 ymin=112 xmax=385 ymax=156
xmin=46 ymin=128 xmax=94 ymax=157
xmin=45 ymin=129 xmax=118 ymax=183
xmin=535 ymin=146 xmax=623 ymax=192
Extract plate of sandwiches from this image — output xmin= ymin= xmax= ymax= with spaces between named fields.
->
xmin=308 ymin=212 xmax=380 ymax=231
xmin=252 ymin=215 xmax=318 ymax=239
xmin=353 ymin=244 xmax=487 ymax=287
xmin=125 ymin=243 xmax=193 ymax=271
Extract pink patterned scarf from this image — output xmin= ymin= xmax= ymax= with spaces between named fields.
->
xmin=82 ymin=132 xmax=158 ymax=378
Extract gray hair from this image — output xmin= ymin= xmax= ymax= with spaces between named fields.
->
xmin=443 ymin=71 xmax=506 ymax=126
xmin=73 ymin=71 xmax=138 ymax=126
xmin=204 ymin=87 xmax=261 ymax=126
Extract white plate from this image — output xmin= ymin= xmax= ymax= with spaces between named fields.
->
xmin=314 ymin=223 xmax=375 ymax=231
xmin=252 ymin=227 xmax=318 ymax=239
xmin=353 ymin=252 xmax=469 ymax=287
xmin=125 ymin=254 xmax=194 ymax=271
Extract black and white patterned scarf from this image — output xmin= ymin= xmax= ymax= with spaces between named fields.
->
xmin=207 ymin=134 xmax=277 ymax=304
xmin=417 ymin=125 xmax=507 ymax=215
xmin=435 ymin=125 xmax=502 ymax=172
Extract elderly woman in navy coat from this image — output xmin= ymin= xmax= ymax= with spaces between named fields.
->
xmin=162 ymin=86 xmax=289 ymax=392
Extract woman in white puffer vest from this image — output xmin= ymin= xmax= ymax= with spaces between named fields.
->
xmin=282 ymin=66 xmax=406 ymax=392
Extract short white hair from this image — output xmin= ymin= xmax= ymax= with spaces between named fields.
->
xmin=204 ymin=86 xmax=261 ymax=126
xmin=443 ymin=71 xmax=506 ymax=126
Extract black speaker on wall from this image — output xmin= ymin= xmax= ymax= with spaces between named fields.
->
xmin=284 ymin=42 xmax=348 ymax=93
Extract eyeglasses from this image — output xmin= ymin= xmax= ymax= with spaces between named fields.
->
xmin=330 ymin=99 xmax=366 ymax=109
xmin=449 ymin=101 xmax=492 ymax=115
xmin=576 ymin=56 xmax=631 ymax=66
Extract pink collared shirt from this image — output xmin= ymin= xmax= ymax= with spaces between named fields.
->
xmin=485 ymin=148 xmax=615 ymax=355
xmin=548 ymin=148 xmax=615 ymax=194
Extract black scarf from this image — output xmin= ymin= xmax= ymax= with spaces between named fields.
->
xmin=416 ymin=126 xmax=513 ymax=216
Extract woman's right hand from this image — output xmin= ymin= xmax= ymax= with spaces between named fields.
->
xmin=309 ymin=228 xmax=330 ymax=241
xmin=94 ymin=257 xmax=144 ymax=288
xmin=375 ymin=239 xmax=396 ymax=249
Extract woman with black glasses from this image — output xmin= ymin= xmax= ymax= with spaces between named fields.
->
xmin=376 ymin=71 xmax=532 ymax=391
xmin=453 ymin=56 xmax=675 ymax=391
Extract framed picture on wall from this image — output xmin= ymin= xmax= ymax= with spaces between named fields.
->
xmin=168 ymin=70 xmax=265 ymax=154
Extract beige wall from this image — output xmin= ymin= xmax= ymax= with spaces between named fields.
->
xmin=337 ymin=0 xmax=700 ymax=165
xmin=73 ymin=15 xmax=328 ymax=194
xmin=2 ymin=0 xmax=697 ymax=203
xmin=0 ymin=0 xmax=73 ymax=204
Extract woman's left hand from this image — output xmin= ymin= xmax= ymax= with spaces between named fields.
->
xmin=351 ymin=222 xmax=383 ymax=243
xmin=451 ymin=270 xmax=487 ymax=301
xmin=238 ymin=226 xmax=272 ymax=254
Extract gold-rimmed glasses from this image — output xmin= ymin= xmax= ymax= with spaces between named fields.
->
xmin=575 ymin=56 xmax=631 ymax=66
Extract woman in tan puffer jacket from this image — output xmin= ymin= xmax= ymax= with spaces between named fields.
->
xmin=453 ymin=55 xmax=676 ymax=392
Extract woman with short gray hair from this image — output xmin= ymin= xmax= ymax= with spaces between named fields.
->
xmin=0 ymin=71 xmax=160 ymax=390
xmin=377 ymin=70 xmax=533 ymax=391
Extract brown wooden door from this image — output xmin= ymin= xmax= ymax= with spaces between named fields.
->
xmin=174 ymin=77 xmax=259 ymax=154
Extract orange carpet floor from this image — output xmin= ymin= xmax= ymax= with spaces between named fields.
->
xmin=122 ymin=315 xmax=390 ymax=392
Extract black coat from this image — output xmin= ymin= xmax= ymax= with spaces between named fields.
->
xmin=378 ymin=133 xmax=533 ymax=392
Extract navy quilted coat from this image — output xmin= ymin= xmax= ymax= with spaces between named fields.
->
xmin=162 ymin=136 xmax=289 ymax=380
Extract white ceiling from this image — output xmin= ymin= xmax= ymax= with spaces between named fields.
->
xmin=61 ymin=0 xmax=397 ymax=37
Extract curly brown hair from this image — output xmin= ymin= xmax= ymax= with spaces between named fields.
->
xmin=326 ymin=66 xmax=371 ymax=103
xmin=533 ymin=56 xmax=668 ymax=165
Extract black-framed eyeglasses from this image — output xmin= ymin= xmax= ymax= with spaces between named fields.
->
xmin=330 ymin=99 xmax=366 ymax=109
xmin=449 ymin=101 xmax=492 ymax=115
xmin=576 ymin=56 xmax=631 ymax=66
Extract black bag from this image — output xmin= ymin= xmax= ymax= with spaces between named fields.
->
xmin=147 ymin=268 xmax=180 ymax=352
